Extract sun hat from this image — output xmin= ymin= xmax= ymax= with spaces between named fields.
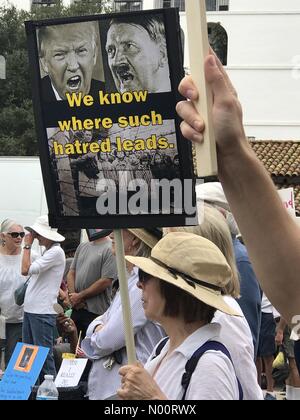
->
xmin=126 ymin=232 xmax=240 ymax=316
xmin=25 ymin=215 xmax=65 ymax=243
xmin=196 ymin=182 xmax=240 ymax=236
xmin=196 ymin=182 xmax=230 ymax=211
xmin=127 ymin=228 xmax=162 ymax=249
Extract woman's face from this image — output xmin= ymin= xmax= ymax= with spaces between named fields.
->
xmin=2 ymin=224 xmax=24 ymax=249
xmin=137 ymin=275 xmax=165 ymax=322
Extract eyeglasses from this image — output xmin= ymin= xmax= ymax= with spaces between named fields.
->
xmin=7 ymin=232 xmax=25 ymax=239
xmin=138 ymin=270 xmax=152 ymax=284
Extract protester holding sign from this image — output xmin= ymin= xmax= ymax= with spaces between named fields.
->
xmin=176 ymin=51 xmax=300 ymax=326
xmin=118 ymin=232 xmax=241 ymax=400
xmin=166 ymin=206 xmax=263 ymax=400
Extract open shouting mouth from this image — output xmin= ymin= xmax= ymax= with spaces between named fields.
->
xmin=67 ymin=75 xmax=82 ymax=92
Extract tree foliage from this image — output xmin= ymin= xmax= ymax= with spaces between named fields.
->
xmin=0 ymin=1 xmax=113 ymax=156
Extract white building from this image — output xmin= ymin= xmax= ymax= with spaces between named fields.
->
xmin=134 ymin=0 xmax=300 ymax=141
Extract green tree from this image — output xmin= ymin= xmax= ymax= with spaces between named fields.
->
xmin=0 ymin=1 xmax=113 ymax=157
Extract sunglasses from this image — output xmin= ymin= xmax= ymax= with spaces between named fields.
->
xmin=7 ymin=232 xmax=25 ymax=239
xmin=138 ymin=270 xmax=152 ymax=284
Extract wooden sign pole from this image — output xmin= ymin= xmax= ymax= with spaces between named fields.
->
xmin=114 ymin=229 xmax=137 ymax=364
xmin=186 ymin=0 xmax=218 ymax=177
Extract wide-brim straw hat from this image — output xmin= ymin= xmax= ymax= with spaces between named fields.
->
xmin=127 ymin=228 xmax=162 ymax=249
xmin=126 ymin=232 xmax=240 ymax=316
xmin=25 ymin=215 xmax=65 ymax=243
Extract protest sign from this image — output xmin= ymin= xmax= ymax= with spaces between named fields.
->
xmin=25 ymin=9 xmax=196 ymax=229
xmin=55 ymin=358 xmax=88 ymax=388
xmin=277 ymin=187 xmax=296 ymax=218
xmin=0 ymin=343 xmax=49 ymax=400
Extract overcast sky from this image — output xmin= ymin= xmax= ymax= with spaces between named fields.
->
xmin=0 ymin=0 xmax=71 ymax=11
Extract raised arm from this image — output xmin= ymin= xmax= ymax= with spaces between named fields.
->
xmin=176 ymin=53 xmax=300 ymax=325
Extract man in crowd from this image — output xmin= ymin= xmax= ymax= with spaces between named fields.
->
xmin=67 ymin=229 xmax=117 ymax=338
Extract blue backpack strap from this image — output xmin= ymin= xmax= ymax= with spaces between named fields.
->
xmin=181 ymin=340 xmax=243 ymax=401
xmin=153 ymin=337 xmax=169 ymax=359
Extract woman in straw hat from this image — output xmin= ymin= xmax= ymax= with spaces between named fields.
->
xmin=0 ymin=219 xmax=29 ymax=367
xmin=80 ymin=228 xmax=165 ymax=400
xmin=166 ymin=206 xmax=263 ymax=400
xmin=118 ymin=232 xmax=242 ymax=400
xmin=21 ymin=215 xmax=66 ymax=380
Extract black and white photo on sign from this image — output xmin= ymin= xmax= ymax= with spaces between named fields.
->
xmin=47 ymin=119 xmax=180 ymax=217
xmin=37 ymin=21 xmax=105 ymax=102
xmin=27 ymin=8 xmax=193 ymax=228
xmin=99 ymin=14 xmax=171 ymax=94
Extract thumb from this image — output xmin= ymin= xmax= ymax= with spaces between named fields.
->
xmin=205 ymin=55 xmax=230 ymax=105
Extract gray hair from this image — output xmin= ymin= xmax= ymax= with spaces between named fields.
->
xmin=0 ymin=219 xmax=20 ymax=233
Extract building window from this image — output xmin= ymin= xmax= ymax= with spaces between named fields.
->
xmin=155 ymin=0 xmax=185 ymax=12
xmin=155 ymin=0 xmax=229 ymax=11
xmin=208 ymin=23 xmax=228 ymax=65
xmin=114 ymin=0 xmax=143 ymax=12
xmin=206 ymin=0 xmax=229 ymax=11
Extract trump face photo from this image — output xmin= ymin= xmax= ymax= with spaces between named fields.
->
xmin=38 ymin=21 xmax=104 ymax=101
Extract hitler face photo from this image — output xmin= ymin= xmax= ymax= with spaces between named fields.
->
xmin=39 ymin=22 xmax=97 ymax=99
xmin=106 ymin=22 xmax=168 ymax=93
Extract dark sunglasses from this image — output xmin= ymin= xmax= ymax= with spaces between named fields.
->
xmin=7 ymin=232 xmax=25 ymax=239
xmin=138 ymin=270 xmax=152 ymax=284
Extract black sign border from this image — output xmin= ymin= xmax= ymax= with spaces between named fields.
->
xmin=25 ymin=8 xmax=196 ymax=229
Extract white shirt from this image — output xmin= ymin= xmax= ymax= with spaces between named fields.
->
xmin=81 ymin=267 xmax=165 ymax=400
xmin=261 ymin=293 xmax=274 ymax=314
xmin=0 ymin=254 xmax=25 ymax=323
xmin=213 ymin=296 xmax=263 ymax=400
xmin=145 ymin=323 xmax=240 ymax=400
xmin=24 ymin=245 xmax=65 ymax=314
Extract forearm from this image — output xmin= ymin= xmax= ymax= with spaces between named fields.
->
xmin=219 ymin=145 xmax=300 ymax=323
xmin=277 ymin=318 xmax=287 ymax=333
xmin=67 ymin=271 xmax=76 ymax=294
xmin=21 ymin=249 xmax=31 ymax=276
xmin=79 ymin=278 xmax=112 ymax=301
xmin=68 ymin=331 xmax=79 ymax=354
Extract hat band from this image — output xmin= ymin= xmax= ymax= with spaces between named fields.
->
xmin=150 ymin=257 xmax=222 ymax=292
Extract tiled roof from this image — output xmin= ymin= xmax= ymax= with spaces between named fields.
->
xmin=250 ymin=140 xmax=300 ymax=215
xmin=193 ymin=140 xmax=300 ymax=214
xmin=249 ymin=141 xmax=300 ymax=177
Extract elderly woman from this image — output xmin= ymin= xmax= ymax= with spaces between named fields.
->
xmin=81 ymin=228 xmax=165 ymax=400
xmin=0 ymin=219 xmax=27 ymax=367
xmin=166 ymin=206 xmax=263 ymax=400
xmin=118 ymin=232 xmax=242 ymax=400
